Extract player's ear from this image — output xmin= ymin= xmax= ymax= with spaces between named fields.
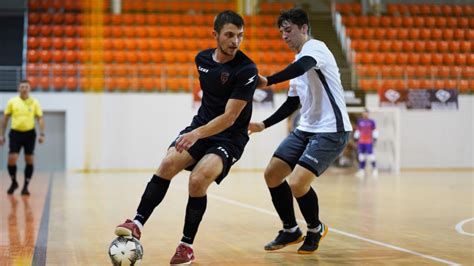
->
xmin=212 ymin=30 xmax=218 ymax=39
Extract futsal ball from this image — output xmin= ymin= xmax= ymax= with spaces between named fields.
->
xmin=108 ymin=236 xmax=144 ymax=266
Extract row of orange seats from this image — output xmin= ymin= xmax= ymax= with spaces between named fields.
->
xmin=342 ymin=15 xmax=472 ymax=28
xmin=358 ymin=79 xmax=473 ymax=92
xmin=27 ymin=36 xmax=288 ymax=52
xmin=386 ymin=3 xmax=474 ymax=17
xmin=337 ymin=2 xmax=473 ymax=16
xmin=27 ymin=75 xmax=290 ymax=92
xmin=357 ymin=65 xmax=473 ymax=79
xmin=346 ymin=27 xmax=473 ymax=40
xmin=29 ymin=12 xmax=279 ymax=27
xmin=27 ymin=63 xmax=197 ymax=77
xmin=27 ymin=49 xmax=196 ymax=63
xmin=27 ymin=75 xmax=196 ymax=92
xmin=354 ymin=52 xmax=473 ymax=66
xmin=351 ymin=40 xmax=471 ymax=53
xmin=28 ymin=0 xmax=236 ymax=13
xmin=26 ymin=49 xmax=294 ymax=64
xmin=27 ymin=62 xmax=289 ymax=78
xmin=27 ymin=24 xmax=282 ymax=39
xmin=27 ymin=37 xmax=214 ymax=50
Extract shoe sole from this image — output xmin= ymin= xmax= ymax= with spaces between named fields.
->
xmin=170 ymin=257 xmax=195 ymax=265
xmin=114 ymin=227 xmax=133 ymax=239
xmin=297 ymin=225 xmax=329 ymax=254
xmin=264 ymin=235 xmax=305 ymax=251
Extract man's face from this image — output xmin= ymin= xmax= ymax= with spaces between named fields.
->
xmin=215 ymin=23 xmax=244 ymax=57
xmin=19 ymin=82 xmax=31 ymax=98
xmin=279 ymin=20 xmax=307 ymax=51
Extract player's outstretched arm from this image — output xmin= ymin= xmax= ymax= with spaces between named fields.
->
xmin=249 ymin=96 xmax=300 ymax=135
xmin=175 ymin=99 xmax=248 ymax=153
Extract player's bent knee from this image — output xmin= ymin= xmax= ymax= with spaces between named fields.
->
xmin=188 ymin=177 xmax=207 ymax=196
xmin=358 ymin=153 xmax=366 ymax=162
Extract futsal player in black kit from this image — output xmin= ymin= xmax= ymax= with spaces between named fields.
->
xmin=114 ymin=10 xmax=258 ymax=265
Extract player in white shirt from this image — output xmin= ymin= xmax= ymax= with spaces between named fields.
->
xmin=249 ymin=8 xmax=352 ymax=254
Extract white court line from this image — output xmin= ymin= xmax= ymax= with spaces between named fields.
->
xmin=206 ymin=193 xmax=461 ymax=266
xmin=455 ymin=217 xmax=474 ymax=236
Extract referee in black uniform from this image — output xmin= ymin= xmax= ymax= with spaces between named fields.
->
xmin=114 ymin=10 xmax=258 ymax=265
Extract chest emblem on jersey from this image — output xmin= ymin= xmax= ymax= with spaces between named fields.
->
xmin=220 ymin=72 xmax=230 ymax=84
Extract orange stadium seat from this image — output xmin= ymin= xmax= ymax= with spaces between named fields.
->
xmin=431 ymin=29 xmax=442 ymax=40
xmin=392 ymin=28 xmax=406 ymax=40
xmin=52 ymin=37 xmax=64 ymax=49
xmin=448 ymin=41 xmax=460 ymax=53
xmin=39 ymin=76 xmax=50 ymax=91
xmin=379 ymin=16 xmax=390 ymax=27
xmin=408 ymin=4 xmax=421 ymax=15
xmin=412 ymin=16 xmax=424 ymax=27
xmin=52 ymin=76 xmax=65 ymax=91
xmin=65 ymin=77 xmax=77 ymax=91
xmin=40 ymin=13 xmax=53 ymax=24
xmin=432 ymin=53 xmax=443 ymax=65
xmin=425 ymin=41 xmax=437 ymax=53
xmin=460 ymin=41 xmax=471 ymax=53
xmin=443 ymin=54 xmax=455 ymax=65
xmin=463 ymin=5 xmax=473 ymax=16
xmin=63 ymin=64 xmax=76 ymax=76
xmin=402 ymin=17 xmax=413 ymax=28
xmin=39 ymin=50 xmax=52 ymax=62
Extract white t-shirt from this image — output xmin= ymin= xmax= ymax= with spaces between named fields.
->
xmin=288 ymin=39 xmax=352 ymax=133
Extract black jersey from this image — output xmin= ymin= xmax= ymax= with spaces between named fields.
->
xmin=192 ymin=49 xmax=258 ymax=141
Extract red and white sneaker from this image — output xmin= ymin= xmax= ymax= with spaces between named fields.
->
xmin=170 ymin=243 xmax=195 ymax=265
xmin=114 ymin=219 xmax=141 ymax=240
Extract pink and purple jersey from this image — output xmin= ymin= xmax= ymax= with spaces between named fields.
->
xmin=356 ymin=118 xmax=376 ymax=144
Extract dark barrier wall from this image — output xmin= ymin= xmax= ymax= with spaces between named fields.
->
xmin=0 ymin=16 xmax=24 ymax=66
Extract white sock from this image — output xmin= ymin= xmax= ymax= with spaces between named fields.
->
xmin=308 ymin=224 xmax=322 ymax=234
xmin=133 ymin=220 xmax=144 ymax=231
xmin=283 ymin=225 xmax=299 ymax=233
xmin=180 ymin=241 xmax=193 ymax=248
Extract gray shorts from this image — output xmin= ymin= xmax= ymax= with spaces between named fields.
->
xmin=273 ymin=129 xmax=350 ymax=177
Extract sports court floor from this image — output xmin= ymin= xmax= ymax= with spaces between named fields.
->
xmin=1 ymin=169 xmax=473 ymax=265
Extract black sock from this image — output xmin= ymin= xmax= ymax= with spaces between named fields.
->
xmin=8 ymin=165 xmax=17 ymax=182
xmin=296 ymin=187 xmax=320 ymax=229
xmin=269 ymin=181 xmax=297 ymax=229
xmin=135 ymin=175 xmax=170 ymax=225
xmin=24 ymin=164 xmax=33 ymax=188
xmin=181 ymin=195 xmax=207 ymax=245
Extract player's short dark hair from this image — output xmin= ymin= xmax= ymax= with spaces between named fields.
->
xmin=19 ymin=79 xmax=30 ymax=84
xmin=213 ymin=10 xmax=244 ymax=34
xmin=277 ymin=8 xmax=310 ymax=33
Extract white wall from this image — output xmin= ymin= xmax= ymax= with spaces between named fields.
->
xmin=366 ymin=94 xmax=474 ymax=169
xmin=1 ymin=92 xmax=472 ymax=171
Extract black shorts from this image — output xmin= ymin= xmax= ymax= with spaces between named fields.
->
xmin=170 ymin=126 xmax=248 ymax=184
xmin=9 ymin=129 xmax=37 ymax=155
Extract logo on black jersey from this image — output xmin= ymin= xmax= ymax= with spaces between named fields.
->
xmin=220 ymin=72 xmax=230 ymax=84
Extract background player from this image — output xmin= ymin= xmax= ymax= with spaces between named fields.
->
xmin=354 ymin=109 xmax=378 ymax=178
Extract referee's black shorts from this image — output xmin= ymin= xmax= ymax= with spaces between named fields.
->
xmin=8 ymin=129 xmax=37 ymax=155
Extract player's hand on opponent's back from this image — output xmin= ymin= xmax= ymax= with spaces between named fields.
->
xmin=248 ymin=122 xmax=265 ymax=135
xmin=175 ymin=131 xmax=199 ymax=153
xmin=257 ymin=74 xmax=268 ymax=88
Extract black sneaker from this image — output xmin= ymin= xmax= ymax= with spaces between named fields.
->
xmin=264 ymin=228 xmax=304 ymax=251
xmin=297 ymin=223 xmax=328 ymax=254
xmin=7 ymin=181 xmax=18 ymax=195
xmin=21 ymin=187 xmax=30 ymax=196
